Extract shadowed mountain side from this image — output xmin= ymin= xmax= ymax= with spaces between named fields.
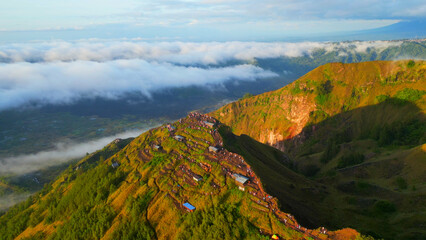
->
xmin=219 ymin=126 xmax=333 ymax=228
xmin=283 ymin=99 xmax=426 ymax=240
xmin=219 ymin=99 xmax=425 ymax=240
xmin=281 ymin=98 xmax=425 ymax=157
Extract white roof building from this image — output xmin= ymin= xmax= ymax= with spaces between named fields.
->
xmin=232 ymin=173 xmax=249 ymax=185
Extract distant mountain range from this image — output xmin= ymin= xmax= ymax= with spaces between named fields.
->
xmin=1 ymin=20 xmax=425 ymax=43
xmin=355 ymin=20 xmax=426 ymax=40
xmin=282 ymin=20 xmax=426 ymax=42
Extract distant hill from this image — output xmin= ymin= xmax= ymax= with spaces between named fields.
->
xmin=353 ymin=20 xmax=426 ymax=40
xmin=212 ymin=60 xmax=426 ymax=239
xmin=304 ymin=20 xmax=426 ymax=41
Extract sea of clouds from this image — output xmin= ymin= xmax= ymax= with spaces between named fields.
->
xmin=0 ymin=40 xmax=402 ymax=64
xmin=0 ymin=39 xmax=412 ymax=202
xmin=0 ymin=40 xmax=403 ymax=111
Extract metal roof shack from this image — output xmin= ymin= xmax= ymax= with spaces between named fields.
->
xmin=208 ymin=146 xmax=219 ymax=153
xmin=183 ymin=202 xmax=196 ymax=212
xmin=166 ymin=124 xmax=176 ymax=131
xmin=192 ymin=174 xmax=203 ymax=182
xmin=174 ymin=135 xmax=185 ymax=141
xmin=111 ymin=162 xmax=120 ymax=168
xmin=203 ymin=121 xmax=215 ymax=128
xmin=232 ymin=173 xmax=249 ymax=185
xmin=153 ymin=145 xmax=162 ymax=150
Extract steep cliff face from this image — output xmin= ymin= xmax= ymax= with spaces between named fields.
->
xmin=212 ymin=60 xmax=425 ymax=153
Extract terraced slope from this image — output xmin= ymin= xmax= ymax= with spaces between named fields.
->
xmin=0 ymin=113 xmax=362 ymax=240
xmin=212 ymin=60 xmax=426 ymax=239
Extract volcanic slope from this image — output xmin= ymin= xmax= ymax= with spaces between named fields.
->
xmin=212 ymin=60 xmax=426 ymax=239
xmin=0 ymin=113 xmax=364 ymax=240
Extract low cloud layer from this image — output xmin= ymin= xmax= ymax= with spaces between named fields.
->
xmin=0 ymin=40 xmax=405 ymax=111
xmin=0 ymin=129 xmax=146 ymax=175
xmin=0 ymin=60 xmax=276 ymax=110
xmin=0 ymin=192 xmax=32 ymax=212
xmin=0 ymin=40 xmax=402 ymax=64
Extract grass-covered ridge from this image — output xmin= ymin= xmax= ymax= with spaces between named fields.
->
xmin=212 ymin=60 xmax=425 ymax=148
xmin=212 ymin=60 xmax=426 ymax=239
xmin=0 ymin=113 xmax=364 ymax=240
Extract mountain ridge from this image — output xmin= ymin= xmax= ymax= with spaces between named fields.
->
xmin=212 ymin=60 xmax=425 ymax=152
xmin=211 ymin=60 xmax=426 ymax=239
xmin=0 ymin=113 xmax=362 ymax=240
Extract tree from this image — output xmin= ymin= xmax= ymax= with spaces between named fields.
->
xmin=240 ymin=93 xmax=254 ymax=100
xmin=320 ymin=140 xmax=339 ymax=164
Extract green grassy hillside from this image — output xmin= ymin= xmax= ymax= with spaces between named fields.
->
xmin=0 ymin=114 xmax=363 ymax=240
xmin=212 ymin=60 xmax=426 ymax=239
xmin=213 ymin=60 xmax=425 ymax=148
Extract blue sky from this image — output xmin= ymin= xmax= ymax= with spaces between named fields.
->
xmin=0 ymin=0 xmax=425 ymax=41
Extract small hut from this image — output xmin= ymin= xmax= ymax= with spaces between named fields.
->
xmin=232 ymin=173 xmax=249 ymax=191
xmin=153 ymin=145 xmax=162 ymax=150
xmin=166 ymin=124 xmax=176 ymax=131
xmin=208 ymin=146 xmax=219 ymax=153
xmin=183 ymin=202 xmax=196 ymax=212
xmin=174 ymin=135 xmax=185 ymax=141
xmin=193 ymin=174 xmax=203 ymax=182
xmin=203 ymin=121 xmax=215 ymax=128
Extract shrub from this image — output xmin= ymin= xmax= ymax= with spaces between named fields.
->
xmin=309 ymin=110 xmax=329 ymax=124
xmin=320 ymin=140 xmax=340 ymax=164
xmin=373 ymin=119 xmax=425 ymax=147
xmin=315 ymin=80 xmax=333 ymax=105
xmin=303 ymin=164 xmax=320 ymax=177
xmin=315 ymin=94 xmax=329 ymax=105
xmin=176 ymin=204 xmax=258 ymax=240
xmin=374 ymin=200 xmax=396 ymax=214
xmin=50 ymin=204 xmax=116 ymax=240
xmin=336 ymin=152 xmax=365 ymax=169
xmin=240 ymin=93 xmax=253 ymax=100
xmin=316 ymin=80 xmax=333 ymax=95
xmin=375 ymin=94 xmax=390 ymax=103
xmin=407 ymin=60 xmax=415 ymax=68
xmin=112 ymin=219 xmax=155 ymax=240
xmin=290 ymin=82 xmax=302 ymax=94
xmin=395 ymin=177 xmax=407 ymax=190
xmin=394 ymin=88 xmax=425 ymax=102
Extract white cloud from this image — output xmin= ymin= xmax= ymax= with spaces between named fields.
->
xmin=0 ymin=40 xmax=402 ymax=64
xmin=0 ymin=59 xmax=276 ymax=111
xmin=0 ymin=192 xmax=32 ymax=212
xmin=0 ymin=129 xmax=146 ymax=175
xmin=0 ymin=40 xmax=405 ymax=111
